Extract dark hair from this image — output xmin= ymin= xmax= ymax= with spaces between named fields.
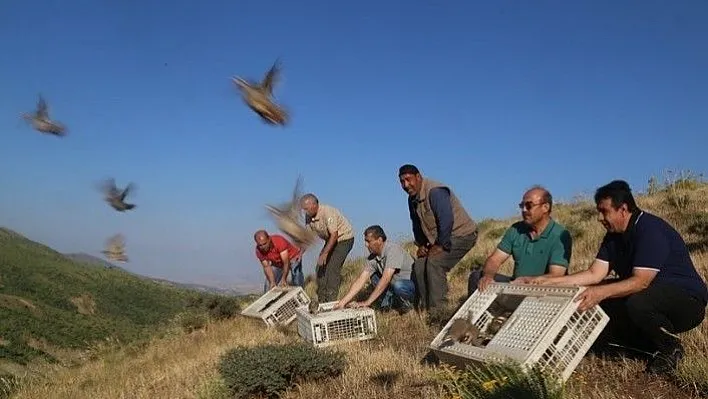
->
xmin=398 ymin=164 xmax=420 ymax=177
xmin=364 ymin=225 xmax=387 ymax=241
xmin=594 ymin=180 xmax=638 ymax=212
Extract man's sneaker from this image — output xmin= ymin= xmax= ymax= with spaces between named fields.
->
xmin=645 ymin=345 xmax=684 ymax=375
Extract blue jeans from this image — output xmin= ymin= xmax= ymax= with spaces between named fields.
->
xmin=263 ymin=260 xmax=305 ymax=293
xmin=370 ymin=273 xmax=416 ymax=309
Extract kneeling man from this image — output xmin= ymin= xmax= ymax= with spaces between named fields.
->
xmin=333 ymin=225 xmax=415 ymax=314
xmin=521 ymin=180 xmax=708 ymax=375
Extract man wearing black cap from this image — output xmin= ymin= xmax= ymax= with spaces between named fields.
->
xmin=398 ymin=164 xmax=479 ymax=312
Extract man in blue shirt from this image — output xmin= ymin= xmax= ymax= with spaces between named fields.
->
xmin=524 ymin=180 xmax=707 ymax=375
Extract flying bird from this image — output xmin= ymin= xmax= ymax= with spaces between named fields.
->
xmin=443 ymin=318 xmax=484 ymax=346
xmin=102 ymin=234 xmax=128 ymax=263
xmin=22 ymin=95 xmax=67 ymax=136
xmin=264 ymin=175 xmax=317 ymax=250
xmin=232 ymin=58 xmax=289 ymax=126
xmin=100 ymin=178 xmax=137 ymax=212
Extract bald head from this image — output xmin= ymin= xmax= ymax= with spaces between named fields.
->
xmin=300 ymin=193 xmax=318 ymax=205
xmin=300 ymin=193 xmax=319 ymax=218
xmin=254 ymin=230 xmax=269 ymax=241
xmin=525 ymin=185 xmax=552 ymax=212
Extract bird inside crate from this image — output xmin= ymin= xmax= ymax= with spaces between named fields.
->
xmin=442 ymin=293 xmax=526 ymax=348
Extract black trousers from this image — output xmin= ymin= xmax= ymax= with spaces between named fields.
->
xmin=594 ymin=281 xmax=706 ymax=354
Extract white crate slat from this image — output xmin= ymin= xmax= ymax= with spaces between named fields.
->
xmin=429 ymin=282 xmax=609 ymax=383
xmin=296 ymin=301 xmax=377 ymax=347
xmin=240 ymin=286 xmax=311 ymax=327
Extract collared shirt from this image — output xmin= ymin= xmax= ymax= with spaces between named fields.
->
xmin=497 ymin=219 xmax=572 ymax=279
xmin=305 ymin=204 xmax=354 ymax=242
xmin=595 ymin=211 xmax=708 ymax=304
xmin=364 ymin=241 xmax=414 ymax=282
xmin=255 ymin=234 xmax=301 ymax=268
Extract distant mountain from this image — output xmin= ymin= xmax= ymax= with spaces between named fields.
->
xmin=62 ymin=252 xmax=248 ymax=296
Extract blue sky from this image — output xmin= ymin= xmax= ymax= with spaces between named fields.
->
xmin=1 ymin=1 xmax=706 ymax=292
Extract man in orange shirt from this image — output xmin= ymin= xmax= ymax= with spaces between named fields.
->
xmin=254 ymin=230 xmax=305 ymax=293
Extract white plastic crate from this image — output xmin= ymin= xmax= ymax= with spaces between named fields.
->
xmin=429 ymin=282 xmax=609 ymax=383
xmin=240 ymin=286 xmax=311 ymax=327
xmin=295 ymin=301 xmax=378 ymax=347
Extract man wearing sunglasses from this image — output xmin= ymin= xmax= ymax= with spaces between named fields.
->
xmin=467 ymin=185 xmax=572 ymax=296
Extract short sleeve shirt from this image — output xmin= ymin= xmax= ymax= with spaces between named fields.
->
xmin=595 ymin=211 xmax=708 ymax=304
xmin=365 ymin=242 xmax=414 ymax=282
xmin=305 ymin=204 xmax=354 ymax=242
xmin=497 ymin=219 xmax=572 ymax=279
xmin=255 ymin=234 xmax=301 ymax=268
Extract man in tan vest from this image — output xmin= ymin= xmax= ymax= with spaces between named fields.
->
xmin=398 ymin=164 xmax=478 ymax=311
xmin=300 ymin=193 xmax=355 ymax=302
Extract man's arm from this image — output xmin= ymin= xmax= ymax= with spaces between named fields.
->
xmin=482 ymin=249 xmax=512 ymax=278
xmin=278 ymin=250 xmax=291 ymax=286
xmin=261 ymin=260 xmax=276 ymax=287
xmin=428 ymin=187 xmax=454 ymax=251
xmin=482 ymin=226 xmax=517 ymax=278
xmin=543 ymin=230 xmax=573 ymax=277
xmin=334 ymin=268 xmax=372 ymax=309
xmin=596 ymin=222 xmax=667 ymax=298
xmin=363 ymin=267 xmax=397 ymax=306
xmin=536 ymin=259 xmax=609 ymax=286
xmin=597 ymin=268 xmax=657 ymax=299
xmin=408 ymin=198 xmax=428 ymax=247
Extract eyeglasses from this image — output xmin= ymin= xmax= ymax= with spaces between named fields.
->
xmin=518 ymin=201 xmax=546 ymax=211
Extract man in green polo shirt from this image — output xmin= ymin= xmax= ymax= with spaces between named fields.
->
xmin=467 ymin=185 xmax=572 ymax=296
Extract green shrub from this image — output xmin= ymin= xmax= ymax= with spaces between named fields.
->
xmin=207 ymin=296 xmax=241 ymax=321
xmin=438 ymin=361 xmax=565 ymax=399
xmin=178 ymin=311 xmax=208 ymax=333
xmin=218 ymin=343 xmax=347 ymax=398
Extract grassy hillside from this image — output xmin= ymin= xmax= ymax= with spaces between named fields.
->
xmin=0 ymin=228 xmax=236 ymax=370
xmin=9 ymin=171 xmax=708 ymax=399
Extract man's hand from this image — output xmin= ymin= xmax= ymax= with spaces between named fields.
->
xmin=268 ymin=281 xmax=276 ymax=290
xmin=348 ymin=301 xmax=367 ymax=309
xmin=478 ymin=274 xmax=496 ymax=292
xmin=427 ymin=244 xmax=444 ymax=257
xmin=416 ymin=246 xmax=429 ymax=258
xmin=317 ymin=252 xmax=328 ymax=267
xmin=511 ymin=276 xmax=535 ymax=285
xmin=518 ymin=275 xmax=554 ymax=286
xmin=332 ymin=301 xmax=345 ymax=310
xmin=277 ymin=279 xmax=288 ymax=287
xmin=574 ymin=286 xmax=608 ymax=312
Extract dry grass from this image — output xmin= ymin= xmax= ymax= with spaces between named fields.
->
xmin=11 ymin=175 xmax=708 ymax=399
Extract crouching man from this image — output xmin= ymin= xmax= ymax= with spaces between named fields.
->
xmin=520 ymin=180 xmax=708 ymax=375
xmin=333 ymin=225 xmax=416 ymax=314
